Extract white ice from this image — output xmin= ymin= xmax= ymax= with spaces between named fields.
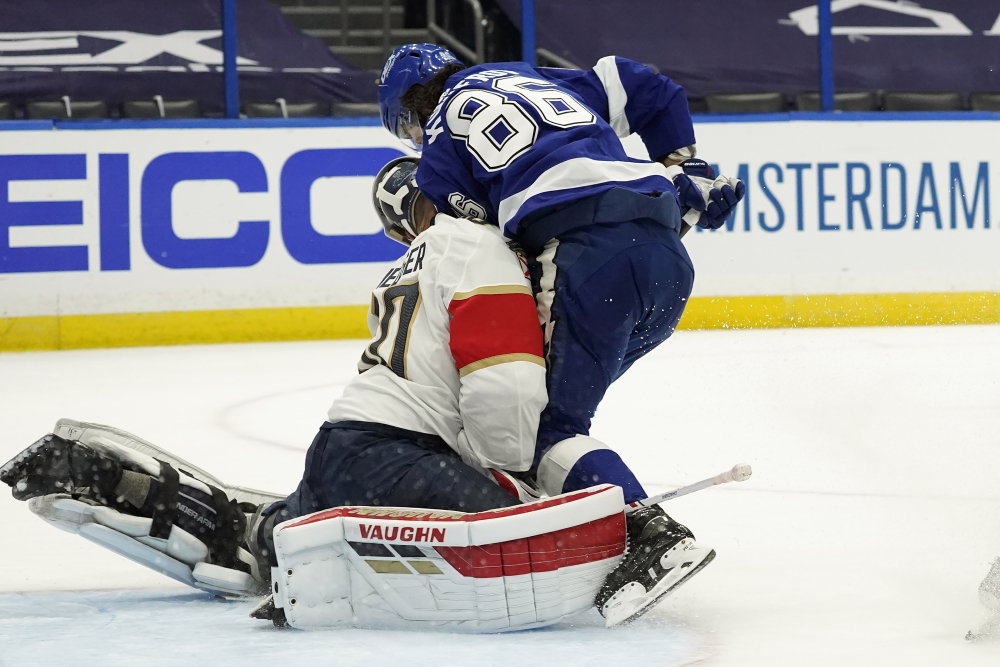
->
xmin=2 ymin=325 xmax=1000 ymax=666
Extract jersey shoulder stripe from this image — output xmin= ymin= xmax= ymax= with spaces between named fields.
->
xmin=448 ymin=291 xmax=543 ymax=374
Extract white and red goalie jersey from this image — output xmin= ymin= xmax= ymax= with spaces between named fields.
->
xmin=328 ymin=212 xmax=547 ymax=472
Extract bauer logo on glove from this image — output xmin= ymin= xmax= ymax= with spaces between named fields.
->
xmin=669 ymin=158 xmax=746 ymax=230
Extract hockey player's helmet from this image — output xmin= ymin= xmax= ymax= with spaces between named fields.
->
xmin=378 ymin=43 xmax=461 ymax=151
xmin=372 ymin=156 xmax=424 ymax=246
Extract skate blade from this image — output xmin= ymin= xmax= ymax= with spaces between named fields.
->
xmin=603 ymin=545 xmax=716 ymax=628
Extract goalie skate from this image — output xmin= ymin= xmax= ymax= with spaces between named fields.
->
xmin=596 ymin=505 xmax=715 ymax=627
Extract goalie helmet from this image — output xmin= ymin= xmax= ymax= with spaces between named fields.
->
xmin=372 ymin=156 xmax=423 ymax=246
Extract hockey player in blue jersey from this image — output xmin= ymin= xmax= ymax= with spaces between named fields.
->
xmin=377 ymin=44 xmax=745 ymax=616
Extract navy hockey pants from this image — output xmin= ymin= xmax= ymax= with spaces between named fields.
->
xmin=265 ymin=421 xmax=518 ymax=525
xmin=529 ymin=219 xmax=694 ymax=503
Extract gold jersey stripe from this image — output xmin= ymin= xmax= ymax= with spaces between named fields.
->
xmin=451 ymin=284 xmax=534 ymax=301
xmin=458 ymin=352 xmax=546 ymax=378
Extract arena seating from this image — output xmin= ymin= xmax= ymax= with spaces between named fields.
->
xmin=970 ymin=92 xmax=1000 ymax=111
xmin=0 ymin=98 xmax=383 ymax=120
xmin=121 ymin=98 xmax=201 ymax=119
xmin=0 ymin=0 xmax=995 ymax=122
xmin=0 ymin=90 xmax=996 ymax=120
xmin=705 ymin=93 xmax=785 ymax=114
xmin=243 ymin=100 xmax=329 ymax=118
xmin=882 ymin=92 xmax=965 ymax=112
xmin=794 ymin=91 xmax=879 ymax=112
xmin=332 ymin=102 xmax=381 ymax=116
xmin=26 ymin=99 xmax=109 ymax=120
xmin=686 ymin=90 xmax=997 ymax=114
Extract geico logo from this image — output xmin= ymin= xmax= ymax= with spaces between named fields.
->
xmin=358 ymin=523 xmax=447 ymax=543
xmin=0 ymin=147 xmax=409 ymax=274
xmin=0 ymin=31 xmax=257 ymax=66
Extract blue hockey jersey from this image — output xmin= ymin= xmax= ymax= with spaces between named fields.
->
xmin=415 ymin=56 xmax=695 ymax=240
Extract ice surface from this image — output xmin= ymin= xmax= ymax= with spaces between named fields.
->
xmin=2 ymin=326 xmax=1000 ymax=665
xmin=0 ymin=590 xmax=704 ymax=667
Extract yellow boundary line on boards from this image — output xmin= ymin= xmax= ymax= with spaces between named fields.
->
xmin=1 ymin=292 xmax=999 ymax=353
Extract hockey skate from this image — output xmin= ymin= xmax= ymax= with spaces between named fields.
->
xmin=595 ymin=505 xmax=715 ymax=626
xmin=0 ymin=418 xmax=285 ymax=597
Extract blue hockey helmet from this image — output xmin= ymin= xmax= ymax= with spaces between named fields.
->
xmin=378 ymin=43 xmax=461 ymax=151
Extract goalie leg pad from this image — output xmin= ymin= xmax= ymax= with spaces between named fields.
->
xmin=52 ymin=418 xmax=285 ymax=507
xmin=28 ymin=493 xmax=255 ymax=594
xmin=268 ymin=484 xmax=627 ymax=631
xmin=3 ymin=419 xmax=287 ymax=596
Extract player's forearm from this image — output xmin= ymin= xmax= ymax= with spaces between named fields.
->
xmin=458 ymin=362 xmax=547 ymax=471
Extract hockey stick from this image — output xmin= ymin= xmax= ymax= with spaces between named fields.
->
xmin=626 ymin=464 xmax=752 ymax=513
xmin=679 ymin=222 xmax=692 ymax=238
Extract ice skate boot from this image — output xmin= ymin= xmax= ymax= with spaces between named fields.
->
xmin=595 ymin=505 xmax=715 ymax=626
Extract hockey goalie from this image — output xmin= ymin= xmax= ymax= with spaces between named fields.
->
xmin=0 ymin=158 xmax=715 ymax=631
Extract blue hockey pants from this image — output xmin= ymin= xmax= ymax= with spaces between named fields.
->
xmin=529 ymin=219 xmax=694 ymax=503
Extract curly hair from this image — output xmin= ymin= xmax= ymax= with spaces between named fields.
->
xmin=400 ymin=63 xmax=467 ymax=127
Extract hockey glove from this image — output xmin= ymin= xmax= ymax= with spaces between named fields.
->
xmin=669 ymin=159 xmax=746 ymax=230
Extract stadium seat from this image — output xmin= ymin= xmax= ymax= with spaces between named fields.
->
xmin=795 ymin=91 xmax=879 ymax=112
xmin=0 ymin=101 xmax=14 ymax=120
xmin=882 ymin=91 xmax=964 ymax=111
xmin=26 ymin=98 xmax=108 ymax=119
xmin=243 ymin=99 xmax=327 ymax=118
xmin=331 ymin=102 xmax=380 ymax=117
xmin=122 ymin=97 xmax=201 ymax=119
xmin=687 ymin=97 xmax=708 ymax=115
xmin=705 ymin=93 xmax=785 ymax=114
xmin=969 ymin=92 xmax=1000 ymax=111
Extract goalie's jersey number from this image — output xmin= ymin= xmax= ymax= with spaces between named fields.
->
xmin=360 ymin=242 xmax=426 ymax=378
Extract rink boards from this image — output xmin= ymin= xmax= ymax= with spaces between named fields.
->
xmin=1 ymin=114 xmax=999 ymax=350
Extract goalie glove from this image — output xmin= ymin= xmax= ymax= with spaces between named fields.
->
xmin=667 ymin=159 xmax=746 ymax=230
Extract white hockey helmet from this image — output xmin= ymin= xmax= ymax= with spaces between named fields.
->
xmin=371 ymin=156 xmax=424 ymax=246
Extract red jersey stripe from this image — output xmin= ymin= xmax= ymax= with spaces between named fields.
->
xmin=448 ymin=291 xmax=543 ymax=371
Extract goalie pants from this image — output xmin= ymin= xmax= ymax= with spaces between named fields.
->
xmin=263 ymin=420 xmax=518 ymax=531
xmin=526 ymin=190 xmax=694 ymax=504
